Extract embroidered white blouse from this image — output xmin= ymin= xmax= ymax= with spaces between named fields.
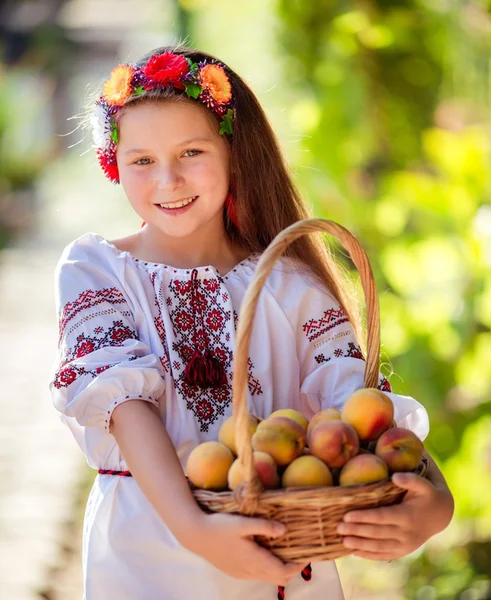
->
xmin=50 ymin=232 xmax=429 ymax=600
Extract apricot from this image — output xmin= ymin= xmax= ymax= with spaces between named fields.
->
xmin=187 ymin=441 xmax=234 ymax=491
xmin=341 ymin=388 xmax=394 ymax=442
xmin=309 ymin=420 xmax=359 ymax=468
xmin=282 ymin=455 xmax=333 ymax=488
xmin=218 ymin=414 xmax=259 ymax=455
xmin=251 ymin=416 xmax=306 ymax=466
xmin=339 ymin=453 xmax=389 ymax=486
xmin=228 ymin=451 xmax=280 ymax=490
xmin=375 ymin=427 xmax=424 ymax=473
xmin=306 ymin=408 xmax=341 ymax=445
xmin=269 ymin=408 xmax=309 ymax=432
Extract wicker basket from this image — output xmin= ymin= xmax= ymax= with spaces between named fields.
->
xmin=192 ymin=218 xmax=427 ymax=563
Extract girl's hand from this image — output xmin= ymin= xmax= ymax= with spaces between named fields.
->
xmin=337 ymin=472 xmax=454 ymax=561
xmin=180 ymin=512 xmax=305 ymax=586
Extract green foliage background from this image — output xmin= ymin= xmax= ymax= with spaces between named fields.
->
xmin=278 ymin=1 xmax=491 ymax=597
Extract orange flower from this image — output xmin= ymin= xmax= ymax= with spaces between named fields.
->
xmin=199 ymin=64 xmax=232 ymax=104
xmin=102 ymin=65 xmax=135 ymax=106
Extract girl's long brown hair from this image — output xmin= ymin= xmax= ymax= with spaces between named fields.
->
xmin=128 ymin=46 xmax=363 ymax=347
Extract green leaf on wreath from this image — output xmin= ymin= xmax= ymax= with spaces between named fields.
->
xmin=219 ymin=109 xmax=235 ymax=136
xmin=184 ymin=82 xmax=202 ymax=99
xmin=110 ymin=124 xmax=119 ymax=144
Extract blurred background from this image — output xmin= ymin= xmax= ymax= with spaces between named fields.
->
xmin=0 ymin=0 xmax=490 ymax=599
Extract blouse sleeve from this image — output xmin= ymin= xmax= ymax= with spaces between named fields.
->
xmin=49 ymin=240 xmax=165 ymax=433
xmin=295 ymin=280 xmax=429 ymax=441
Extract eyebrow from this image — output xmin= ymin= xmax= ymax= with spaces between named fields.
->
xmin=123 ymin=137 xmax=214 ymax=155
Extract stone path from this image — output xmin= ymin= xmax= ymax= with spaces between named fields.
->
xmin=0 ymin=246 xmax=86 ymax=600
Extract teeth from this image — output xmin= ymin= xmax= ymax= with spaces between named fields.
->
xmin=159 ymin=196 xmax=196 ymax=209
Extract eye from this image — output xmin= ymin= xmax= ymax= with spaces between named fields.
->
xmin=134 ymin=158 xmax=153 ymax=166
xmin=182 ymin=149 xmax=201 ymax=158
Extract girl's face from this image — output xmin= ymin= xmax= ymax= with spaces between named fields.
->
xmin=116 ymin=100 xmax=231 ymax=239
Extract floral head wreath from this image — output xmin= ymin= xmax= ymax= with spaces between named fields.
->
xmin=91 ymin=52 xmax=235 ymax=183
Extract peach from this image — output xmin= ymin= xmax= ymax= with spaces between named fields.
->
xmin=187 ymin=441 xmax=234 ymax=491
xmin=282 ymin=455 xmax=333 ymax=488
xmin=339 ymin=453 xmax=389 ymax=486
xmin=341 ymin=388 xmax=394 ymax=442
xmin=269 ymin=408 xmax=309 ymax=432
xmin=306 ymin=408 xmax=342 ymax=445
xmin=251 ymin=416 xmax=306 ymax=466
xmin=228 ymin=451 xmax=280 ymax=490
xmin=309 ymin=420 xmax=359 ymax=468
xmin=375 ymin=427 xmax=424 ymax=473
xmin=218 ymin=414 xmax=259 ymax=455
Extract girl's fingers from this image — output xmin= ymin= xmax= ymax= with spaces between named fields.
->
xmin=338 ymin=522 xmax=403 ymax=541
xmin=343 ymin=535 xmax=400 ymax=553
xmin=248 ymin=543 xmax=299 ymax=586
xmin=343 ymin=506 xmax=402 ymax=525
xmin=237 ymin=516 xmax=286 ymax=539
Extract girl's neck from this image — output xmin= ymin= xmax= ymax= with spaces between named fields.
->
xmin=128 ymin=224 xmax=249 ymax=275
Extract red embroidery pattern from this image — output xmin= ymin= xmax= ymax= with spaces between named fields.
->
xmin=168 ymin=274 xmax=234 ymax=432
xmin=150 ymin=271 xmax=171 ymax=373
xmin=58 ymin=287 xmax=130 ymax=346
xmin=52 ymin=320 xmax=137 ymax=389
xmin=314 ymin=343 xmax=392 ymax=392
xmin=248 ymin=358 xmax=263 ymax=396
xmin=303 ymin=307 xmax=349 ymax=343
xmin=378 ymin=377 xmax=392 ymax=392
xmin=315 ymin=342 xmax=364 ymax=364
xmin=162 ymin=276 xmax=262 ymax=432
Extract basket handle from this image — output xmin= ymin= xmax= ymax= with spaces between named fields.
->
xmin=232 ymin=218 xmax=381 ymax=513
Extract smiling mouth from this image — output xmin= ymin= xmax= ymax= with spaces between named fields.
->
xmin=156 ymin=196 xmax=198 ymax=209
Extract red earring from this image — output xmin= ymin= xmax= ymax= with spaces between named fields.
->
xmin=224 ymin=191 xmax=239 ymax=229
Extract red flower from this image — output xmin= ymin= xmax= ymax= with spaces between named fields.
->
xmin=174 ymin=280 xmax=192 ymax=295
xmin=143 ymin=52 xmax=189 ymax=87
xmin=206 ymin=309 xmax=224 ymax=331
xmin=212 ymin=347 xmax=228 ymax=364
xmin=194 ymin=328 xmax=210 ymax=349
xmin=203 ymin=278 xmax=219 ymax=292
xmin=97 ymin=150 xmax=119 ymax=183
xmin=195 ymin=398 xmax=214 ymax=421
xmin=96 ymin=365 xmax=110 ymax=374
xmin=174 ymin=310 xmax=194 ymax=331
xmin=110 ymin=327 xmax=131 ymax=342
xmin=59 ymin=366 xmax=77 ymax=386
xmin=76 ymin=340 xmax=95 ymax=357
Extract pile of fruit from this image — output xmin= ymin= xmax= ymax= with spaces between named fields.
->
xmin=187 ymin=388 xmax=425 ymax=492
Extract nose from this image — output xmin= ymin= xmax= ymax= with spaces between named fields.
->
xmin=155 ymin=162 xmax=184 ymax=191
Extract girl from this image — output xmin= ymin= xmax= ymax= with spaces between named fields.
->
xmin=50 ymin=46 xmax=454 ymax=600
